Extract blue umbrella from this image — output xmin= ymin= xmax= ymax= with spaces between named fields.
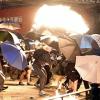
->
xmin=80 ymin=35 xmax=100 ymax=55
xmin=80 ymin=35 xmax=93 ymax=49
xmin=0 ymin=42 xmax=28 ymax=70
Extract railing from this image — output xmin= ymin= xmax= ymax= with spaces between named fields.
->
xmin=48 ymin=88 xmax=91 ymax=100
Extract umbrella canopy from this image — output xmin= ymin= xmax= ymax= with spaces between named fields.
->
xmin=0 ymin=30 xmax=20 ymax=44
xmin=91 ymin=34 xmax=100 ymax=48
xmin=40 ymin=36 xmax=59 ymax=50
xmin=80 ymin=35 xmax=99 ymax=49
xmin=0 ymin=42 xmax=28 ymax=70
xmin=75 ymin=55 xmax=100 ymax=83
xmin=71 ymin=35 xmax=99 ymax=55
xmin=58 ymin=36 xmax=81 ymax=62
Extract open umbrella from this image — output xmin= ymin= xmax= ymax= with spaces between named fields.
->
xmin=0 ymin=30 xmax=20 ymax=44
xmin=58 ymin=35 xmax=81 ymax=62
xmin=91 ymin=34 xmax=100 ymax=48
xmin=71 ymin=35 xmax=99 ymax=55
xmin=40 ymin=35 xmax=59 ymax=50
xmin=0 ymin=42 xmax=27 ymax=70
xmin=75 ymin=55 xmax=100 ymax=83
xmin=80 ymin=35 xmax=99 ymax=49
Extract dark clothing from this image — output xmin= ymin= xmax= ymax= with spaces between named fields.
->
xmin=90 ymin=84 xmax=100 ymax=100
xmin=44 ymin=65 xmax=52 ymax=84
xmin=62 ymin=60 xmax=80 ymax=82
xmin=33 ymin=49 xmax=51 ymax=63
xmin=77 ymin=78 xmax=90 ymax=98
xmin=0 ymin=71 xmax=5 ymax=90
xmin=32 ymin=60 xmax=47 ymax=91
xmin=77 ymin=78 xmax=90 ymax=90
xmin=32 ymin=49 xmax=51 ymax=90
xmin=36 ymin=65 xmax=52 ymax=85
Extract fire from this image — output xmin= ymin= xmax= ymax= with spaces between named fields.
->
xmin=33 ymin=4 xmax=89 ymax=35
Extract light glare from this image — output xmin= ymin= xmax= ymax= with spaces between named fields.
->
xmin=34 ymin=4 xmax=89 ymax=35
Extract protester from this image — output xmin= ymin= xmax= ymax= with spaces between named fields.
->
xmin=0 ymin=48 xmax=8 ymax=91
xmin=77 ymin=78 xmax=90 ymax=97
xmin=61 ymin=59 xmax=80 ymax=92
xmin=19 ymin=67 xmax=32 ymax=85
xmin=90 ymin=83 xmax=100 ymax=100
xmin=32 ymin=48 xmax=51 ymax=96
xmin=19 ymin=52 xmax=33 ymax=85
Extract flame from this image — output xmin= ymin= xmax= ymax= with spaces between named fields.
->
xmin=33 ymin=4 xmax=89 ymax=35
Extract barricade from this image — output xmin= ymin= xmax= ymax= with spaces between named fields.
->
xmin=48 ymin=88 xmax=91 ymax=100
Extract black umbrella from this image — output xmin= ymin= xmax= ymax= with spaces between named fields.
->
xmin=0 ymin=30 xmax=20 ymax=45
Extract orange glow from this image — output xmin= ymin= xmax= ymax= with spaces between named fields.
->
xmin=34 ymin=5 xmax=89 ymax=35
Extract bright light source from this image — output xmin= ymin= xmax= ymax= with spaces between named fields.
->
xmin=33 ymin=4 xmax=89 ymax=35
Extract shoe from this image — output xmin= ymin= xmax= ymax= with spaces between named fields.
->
xmin=39 ymin=90 xmax=46 ymax=96
xmin=19 ymin=82 xmax=25 ymax=85
xmin=27 ymin=83 xmax=33 ymax=86
xmin=34 ymin=83 xmax=40 ymax=88
xmin=0 ymin=86 xmax=8 ymax=91
xmin=2 ymin=86 xmax=8 ymax=90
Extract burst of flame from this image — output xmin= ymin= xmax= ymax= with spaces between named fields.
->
xmin=33 ymin=4 xmax=89 ymax=35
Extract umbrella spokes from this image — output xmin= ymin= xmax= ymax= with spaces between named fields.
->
xmin=1 ymin=42 xmax=27 ymax=70
xmin=58 ymin=35 xmax=81 ymax=62
xmin=0 ymin=30 xmax=20 ymax=45
xmin=60 ymin=43 xmax=75 ymax=48
xmin=75 ymin=55 xmax=100 ymax=83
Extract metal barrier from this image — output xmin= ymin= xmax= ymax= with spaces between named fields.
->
xmin=48 ymin=88 xmax=91 ymax=100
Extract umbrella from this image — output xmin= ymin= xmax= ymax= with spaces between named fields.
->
xmin=75 ymin=55 xmax=100 ymax=83
xmin=0 ymin=42 xmax=28 ymax=70
xmin=58 ymin=35 xmax=81 ymax=62
xmin=71 ymin=35 xmax=99 ymax=55
xmin=0 ymin=30 xmax=20 ymax=44
xmin=80 ymin=35 xmax=99 ymax=49
xmin=91 ymin=34 xmax=100 ymax=48
xmin=40 ymin=36 xmax=59 ymax=50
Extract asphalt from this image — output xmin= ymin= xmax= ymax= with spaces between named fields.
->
xmin=0 ymin=75 xmax=88 ymax=100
